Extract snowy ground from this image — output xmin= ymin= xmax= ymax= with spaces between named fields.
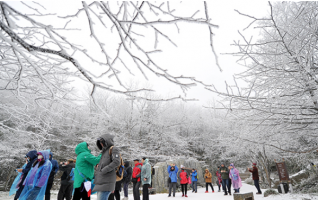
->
xmin=2 ymin=183 xmax=318 ymax=200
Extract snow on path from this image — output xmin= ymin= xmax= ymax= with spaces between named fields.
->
xmin=122 ymin=183 xmax=317 ymax=200
xmin=1 ymin=183 xmax=318 ymax=200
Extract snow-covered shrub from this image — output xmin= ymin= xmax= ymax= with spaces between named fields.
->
xmin=295 ymin=175 xmax=318 ymax=193
xmin=264 ymin=189 xmax=279 ymax=197
xmin=245 ymin=177 xmax=253 ymax=185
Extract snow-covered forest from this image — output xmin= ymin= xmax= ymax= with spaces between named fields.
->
xmin=1 ymin=1 xmax=318 ymax=197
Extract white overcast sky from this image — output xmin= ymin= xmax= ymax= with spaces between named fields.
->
xmin=6 ymin=1 xmax=270 ymax=105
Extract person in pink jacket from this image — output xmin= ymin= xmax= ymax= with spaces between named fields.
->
xmin=229 ymin=163 xmax=242 ymax=193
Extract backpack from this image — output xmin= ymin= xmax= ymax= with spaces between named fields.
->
xmin=109 ymin=146 xmax=124 ymax=182
xmin=123 ymin=168 xmax=128 ymax=178
xmin=151 ymin=166 xmax=155 ymax=175
xmin=66 ymin=168 xmax=75 ymax=182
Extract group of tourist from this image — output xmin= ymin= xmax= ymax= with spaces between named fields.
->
xmin=12 ymin=149 xmax=59 ymax=200
xmin=218 ymin=163 xmax=262 ymax=196
xmin=10 ymin=133 xmax=262 ymax=200
xmin=11 ymin=134 xmax=153 ymax=200
xmin=166 ymin=162 xmax=262 ymax=197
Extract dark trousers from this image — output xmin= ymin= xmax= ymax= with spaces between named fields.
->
xmin=192 ymin=181 xmax=197 ymax=192
xmin=133 ymin=181 xmax=141 ymax=200
xmin=45 ymin=181 xmax=53 ymax=200
xmin=169 ymin=182 xmax=176 ymax=196
xmin=181 ymin=184 xmax=187 ymax=195
xmin=123 ymin=182 xmax=129 ymax=197
xmin=142 ymin=184 xmax=149 ymax=200
xmin=217 ymin=181 xmax=221 ymax=191
xmin=114 ymin=190 xmax=120 ymax=200
xmin=254 ymin=180 xmax=262 ymax=193
xmin=222 ymin=179 xmax=231 ymax=195
xmin=206 ymin=183 xmax=214 ymax=192
xmin=73 ymin=182 xmax=90 ymax=200
xmin=57 ymin=183 xmax=73 ymax=200
xmin=14 ymin=184 xmax=24 ymax=200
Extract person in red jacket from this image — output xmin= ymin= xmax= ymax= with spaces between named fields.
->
xmin=132 ymin=159 xmax=143 ymax=200
xmin=248 ymin=163 xmax=262 ymax=195
xmin=178 ymin=165 xmax=189 ymax=197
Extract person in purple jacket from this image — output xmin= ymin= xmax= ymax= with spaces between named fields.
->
xmin=229 ymin=163 xmax=242 ymax=193
xmin=19 ymin=150 xmax=53 ymax=200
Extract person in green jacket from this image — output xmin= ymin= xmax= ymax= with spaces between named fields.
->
xmin=141 ymin=158 xmax=151 ymax=200
xmin=220 ymin=164 xmax=231 ymax=196
xmin=73 ymin=142 xmax=101 ymax=200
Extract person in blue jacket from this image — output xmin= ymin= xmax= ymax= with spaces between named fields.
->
xmin=19 ymin=150 xmax=53 ymax=200
xmin=14 ymin=150 xmax=37 ymax=200
xmin=191 ymin=168 xmax=198 ymax=193
xmin=167 ymin=164 xmax=178 ymax=197
xmin=45 ymin=152 xmax=59 ymax=200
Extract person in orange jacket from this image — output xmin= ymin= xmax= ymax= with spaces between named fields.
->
xmin=204 ymin=169 xmax=214 ymax=193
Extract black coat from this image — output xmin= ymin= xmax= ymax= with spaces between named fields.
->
xmin=59 ymin=163 xmax=75 ymax=185
xmin=123 ymin=161 xmax=132 ymax=183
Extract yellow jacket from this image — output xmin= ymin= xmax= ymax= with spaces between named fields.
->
xmin=204 ymin=169 xmax=212 ymax=183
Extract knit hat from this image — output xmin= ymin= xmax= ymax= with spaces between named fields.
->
xmin=253 ymin=163 xmax=257 ymax=166
xmin=181 ymin=165 xmax=185 ymax=169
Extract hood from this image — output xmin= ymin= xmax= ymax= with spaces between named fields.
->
xmin=75 ymin=142 xmax=90 ymax=155
xmin=135 ymin=163 xmax=143 ymax=167
xmin=230 ymin=163 xmax=235 ymax=168
xmin=98 ymin=134 xmax=115 ymax=150
xmin=26 ymin=150 xmax=37 ymax=160
xmin=143 ymin=159 xmax=149 ymax=165
xmin=124 ymin=161 xmax=130 ymax=167
xmin=38 ymin=150 xmax=50 ymax=160
xmin=49 ymin=152 xmax=53 ymax=161
xmin=205 ymin=169 xmax=210 ymax=173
